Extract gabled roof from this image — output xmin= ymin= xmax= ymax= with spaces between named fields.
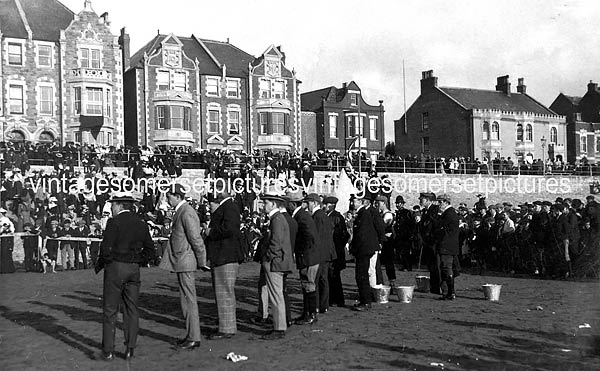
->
xmin=128 ymin=34 xmax=254 ymax=78
xmin=21 ymin=0 xmax=73 ymax=41
xmin=301 ymin=87 xmax=334 ymax=111
xmin=200 ymin=38 xmax=254 ymax=78
xmin=0 ymin=0 xmax=29 ymax=39
xmin=562 ymin=94 xmax=582 ymax=105
xmin=439 ymin=87 xmax=556 ymax=115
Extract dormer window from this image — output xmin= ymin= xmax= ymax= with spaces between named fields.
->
xmin=350 ymin=93 xmax=357 ymax=106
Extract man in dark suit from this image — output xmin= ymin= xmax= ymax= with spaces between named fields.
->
xmin=349 ymin=194 xmax=380 ymax=311
xmin=419 ymin=192 xmax=441 ymax=294
xmin=435 ymin=194 xmax=459 ymax=300
xmin=304 ymin=193 xmax=336 ymax=314
xmin=161 ymin=184 xmax=208 ymax=350
xmin=98 ymin=192 xmax=155 ymax=361
xmin=286 ymin=190 xmax=319 ymax=325
xmin=279 ymin=200 xmax=297 ymax=326
xmin=205 ymin=192 xmax=244 ymax=340
xmin=324 ymin=196 xmax=350 ymax=307
xmin=260 ymin=194 xmax=294 ymax=340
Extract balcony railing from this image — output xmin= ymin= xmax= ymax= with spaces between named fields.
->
xmin=70 ymin=68 xmax=112 ymax=81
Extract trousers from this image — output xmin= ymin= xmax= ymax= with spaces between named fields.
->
xmin=102 ymin=261 xmax=140 ymax=352
xmin=177 ymin=271 xmax=201 ymax=341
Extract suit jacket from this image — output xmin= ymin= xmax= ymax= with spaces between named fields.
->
xmin=166 ymin=202 xmax=207 ymax=272
xmin=350 ymin=206 xmax=379 ymax=257
xmin=262 ymin=211 xmax=294 ymax=273
xmin=328 ymin=209 xmax=349 ymax=266
xmin=281 ymin=211 xmax=298 ymax=253
xmin=553 ymin=213 xmax=570 ymax=242
xmin=293 ymin=208 xmax=319 ymax=269
xmin=436 ymin=206 xmax=460 ymax=255
xmin=205 ymin=198 xmax=244 ymax=267
xmin=368 ymin=205 xmax=386 ymax=244
xmin=99 ymin=210 xmax=154 ymax=268
xmin=312 ymin=208 xmax=337 ymax=263
xmin=420 ymin=203 xmax=440 ymax=246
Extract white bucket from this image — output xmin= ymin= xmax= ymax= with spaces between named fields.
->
xmin=482 ymin=284 xmax=502 ymax=301
xmin=376 ymin=285 xmax=391 ymax=304
xmin=396 ymin=286 xmax=415 ymax=303
xmin=415 ymin=276 xmax=430 ymax=293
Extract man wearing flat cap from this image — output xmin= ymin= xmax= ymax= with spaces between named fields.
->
xmin=162 ymin=183 xmax=208 ymax=350
xmin=419 ymin=192 xmax=441 ymax=294
xmin=285 ymin=190 xmax=319 ymax=324
xmin=205 ymin=191 xmax=244 ymax=340
xmin=98 ymin=191 xmax=155 ymax=361
xmin=259 ymin=193 xmax=294 ymax=339
xmin=530 ymin=200 xmax=550 ymax=275
xmin=323 ymin=196 xmax=350 ymax=307
xmin=304 ymin=193 xmax=336 ymax=316
xmin=435 ymin=194 xmax=459 ymax=300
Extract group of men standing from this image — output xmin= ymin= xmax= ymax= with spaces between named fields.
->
xmin=95 ymin=184 xmax=460 ymax=361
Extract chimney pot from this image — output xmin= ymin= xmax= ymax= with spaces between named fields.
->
xmin=420 ymin=70 xmax=438 ymax=92
xmin=517 ymin=77 xmax=526 ymax=94
xmin=588 ymin=80 xmax=598 ymax=92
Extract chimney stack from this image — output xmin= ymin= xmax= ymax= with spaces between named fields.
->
xmin=517 ymin=77 xmax=526 ymax=94
xmin=342 ymin=82 xmax=347 ymax=89
xmin=496 ymin=75 xmax=511 ymax=96
xmin=119 ymin=27 xmax=130 ymax=71
xmin=100 ymin=12 xmax=109 ymax=25
xmin=420 ymin=70 xmax=438 ymax=93
xmin=588 ymin=80 xmax=598 ymax=93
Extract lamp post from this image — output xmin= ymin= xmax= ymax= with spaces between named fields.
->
xmin=541 ymin=135 xmax=547 ymax=175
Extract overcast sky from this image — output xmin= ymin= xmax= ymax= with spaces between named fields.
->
xmin=62 ymin=0 xmax=600 ymax=143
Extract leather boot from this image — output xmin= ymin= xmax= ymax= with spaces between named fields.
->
xmin=297 ymin=292 xmax=318 ymax=325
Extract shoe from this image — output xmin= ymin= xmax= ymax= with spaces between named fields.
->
xmin=319 ymin=308 xmax=328 ymax=314
xmin=178 ymin=340 xmax=201 ymax=350
xmin=100 ymin=351 xmax=114 ymax=361
xmin=287 ymin=320 xmax=294 ymax=327
xmin=351 ymin=303 xmax=372 ymax=312
xmin=293 ymin=314 xmax=307 ymax=324
xmin=261 ymin=330 xmax=285 ymax=340
xmin=125 ymin=348 xmax=134 ymax=359
xmin=207 ymin=332 xmax=234 ymax=340
xmin=250 ymin=317 xmax=271 ymax=325
xmin=296 ymin=313 xmax=317 ymax=325
xmin=175 ymin=338 xmax=188 ymax=346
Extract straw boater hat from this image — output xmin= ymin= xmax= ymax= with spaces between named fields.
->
xmin=107 ymin=191 xmax=137 ymax=203
xmin=261 ymin=193 xmax=285 ymax=203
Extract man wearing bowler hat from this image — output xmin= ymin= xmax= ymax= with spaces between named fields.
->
xmin=98 ymin=191 xmax=155 ymax=361
xmin=394 ymin=195 xmax=414 ymax=271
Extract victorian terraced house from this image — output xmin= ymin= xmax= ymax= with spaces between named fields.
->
xmin=0 ymin=0 xmax=124 ymax=146
xmin=123 ymin=33 xmax=300 ymax=153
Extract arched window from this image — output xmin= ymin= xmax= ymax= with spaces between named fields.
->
xmin=38 ymin=131 xmax=54 ymax=143
xmin=491 ymin=121 xmax=499 ymax=140
xmin=525 ymin=124 xmax=533 ymax=141
xmin=482 ymin=121 xmax=490 ymax=140
xmin=516 ymin=124 xmax=524 ymax=141
xmin=550 ymin=127 xmax=557 ymax=144
xmin=8 ymin=130 xmax=25 ymax=142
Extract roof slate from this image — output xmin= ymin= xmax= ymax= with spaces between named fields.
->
xmin=0 ymin=0 xmax=73 ymax=41
xmin=440 ymin=87 xmax=556 ymax=115
xmin=301 ymin=87 xmax=333 ymax=111
xmin=128 ymin=34 xmax=254 ymax=78
xmin=0 ymin=0 xmax=29 ymax=39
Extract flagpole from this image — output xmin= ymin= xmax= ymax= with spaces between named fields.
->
xmin=403 ymin=59 xmax=407 ymax=134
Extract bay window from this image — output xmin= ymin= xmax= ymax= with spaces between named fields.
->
xmin=86 ymin=87 xmax=103 ymax=115
xmin=155 ymin=105 xmax=191 ymax=130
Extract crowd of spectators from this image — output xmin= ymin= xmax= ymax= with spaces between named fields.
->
xmin=2 ymin=140 xmax=600 ymax=177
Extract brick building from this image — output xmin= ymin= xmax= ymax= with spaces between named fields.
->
xmin=550 ymin=81 xmax=600 ymax=163
xmin=123 ymin=35 xmax=300 ymax=152
xmin=300 ymin=81 xmax=385 ymax=157
xmin=0 ymin=0 xmax=124 ymax=146
xmin=394 ymin=70 xmax=566 ymax=163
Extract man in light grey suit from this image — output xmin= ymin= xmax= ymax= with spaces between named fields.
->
xmin=163 ymin=183 xmax=208 ymax=350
